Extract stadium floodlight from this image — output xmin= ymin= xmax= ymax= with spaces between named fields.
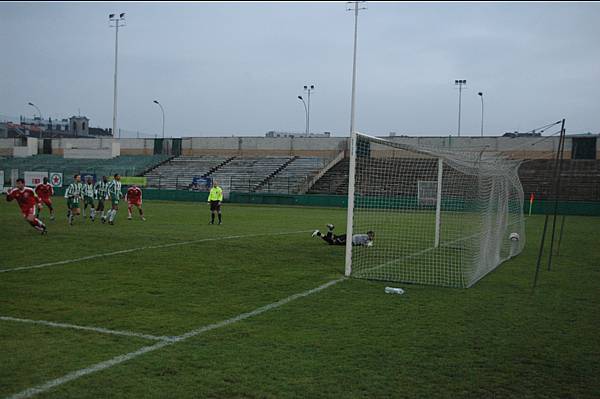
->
xmin=302 ymin=84 xmax=315 ymax=134
xmin=454 ymin=79 xmax=467 ymax=136
xmin=478 ymin=92 xmax=484 ymax=137
xmin=344 ymin=131 xmax=525 ymax=287
xmin=153 ymin=100 xmax=165 ymax=139
xmin=109 ymin=12 xmax=126 ymax=138
xmin=297 ymin=96 xmax=308 ymax=134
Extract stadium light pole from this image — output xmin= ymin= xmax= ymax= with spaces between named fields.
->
xmin=109 ymin=12 xmax=126 ymax=139
xmin=345 ymin=1 xmax=366 ymax=278
xmin=153 ymin=100 xmax=165 ymax=139
xmin=27 ymin=102 xmax=42 ymax=122
xmin=478 ymin=91 xmax=484 ymax=137
xmin=297 ymin=96 xmax=308 ymax=135
xmin=303 ymin=84 xmax=315 ymax=134
xmin=27 ymin=102 xmax=42 ymax=138
xmin=454 ymin=79 xmax=466 ymax=136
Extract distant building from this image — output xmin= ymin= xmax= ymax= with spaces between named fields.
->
xmin=502 ymin=131 xmax=542 ymax=138
xmin=68 ymin=116 xmax=89 ymax=136
xmin=20 ymin=116 xmax=70 ymax=132
xmin=266 ymin=131 xmax=331 ymax=138
xmin=8 ymin=115 xmax=112 ymax=138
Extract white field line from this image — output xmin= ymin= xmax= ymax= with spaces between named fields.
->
xmin=0 ymin=230 xmax=312 ymax=273
xmin=0 ymin=316 xmax=175 ymax=342
xmin=6 ymin=277 xmax=346 ymax=399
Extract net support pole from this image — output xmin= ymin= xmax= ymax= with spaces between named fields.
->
xmin=556 ymin=215 xmax=566 ymax=256
xmin=434 ymin=157 xmax=443 ymax=248
xmin=533 ymin=118 xmax=565 ymax=290
xmin=547 ymin=120 xmax=567 ymax=271
xmin=344 ymin=131 xmax=357 ymax=277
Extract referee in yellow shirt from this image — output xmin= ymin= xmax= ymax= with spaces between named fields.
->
xmin=207 ymin=180 xmax=223 ymax=225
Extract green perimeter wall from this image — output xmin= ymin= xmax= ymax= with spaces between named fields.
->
xmin=49 ymin=188 xmax=600 ymax=216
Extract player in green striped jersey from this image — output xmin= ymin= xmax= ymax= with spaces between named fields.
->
xmin=82 ymin=176 xmax=96 ymax=221
xmin=105 ymin=174 xmax=123 ymax=225
xmin=94 ymin=176 xmax=109 ymax=223
xmin=64 ymin=174 xmax=83 ymax=225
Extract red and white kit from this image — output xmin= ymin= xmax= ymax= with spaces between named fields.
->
xmin=35 ymin=182 xmax=54 ymax=208
xmin=7 ymin=187 xmax=38 ymax=218
xmin=126 ymin=186 xmax=142 ymax=206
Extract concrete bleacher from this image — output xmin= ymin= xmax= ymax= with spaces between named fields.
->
xmin=519 ymin=159 xmax=600 ymax=201
xmin=254 ymin=156 xmax=326 ymax=194
xmin=209 ymin=156 xmax=295 ymax=194
xmin=143 ymin=155 xmax=327 ymax=195
xmin=145 ymin=156 xmax=231 ymax=189
xmin=308 ymin=158 xmax=350 ymax=195
xmin=308 ymin=157 xmax=600 ymax=202
xmin=0 ymin=154 xmax=170 ymax=183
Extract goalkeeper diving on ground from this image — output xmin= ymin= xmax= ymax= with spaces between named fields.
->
xmin=312 ymin=224 xmax=374 ymax=246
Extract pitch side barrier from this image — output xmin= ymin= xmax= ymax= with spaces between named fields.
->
xmin=39 ymin=188 xmax=600 ymax=216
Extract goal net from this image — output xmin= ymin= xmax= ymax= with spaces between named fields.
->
xmin=345 ymin=132 xmax=525 ymax=288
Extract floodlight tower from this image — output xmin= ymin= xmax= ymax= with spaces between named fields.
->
xmin=109 ymin=12 xmax=126 ymax=138
xmin=454 ymin=79 xmax=467 ymax=136
xmin=303 ymin=84 xmax=315 ymax=134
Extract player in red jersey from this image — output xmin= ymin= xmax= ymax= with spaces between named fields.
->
xmin=125 ymin=185 xmax=145 ymax=221
xmin=6 ymin=178 xmax=47 ymax=234
xmin=35 ymin=177 xmax=55 ymax=221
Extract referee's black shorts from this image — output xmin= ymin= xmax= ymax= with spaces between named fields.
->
xmin=210 ymin=200 xmax=221 ymax=211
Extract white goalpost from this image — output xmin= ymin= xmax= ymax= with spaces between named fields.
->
xmin=344 ymin=132 xmax=525 ymax=288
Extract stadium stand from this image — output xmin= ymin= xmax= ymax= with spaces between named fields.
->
xmin=0 ymin=154 xmax=170 ymax=183
xmin=144 ymin=155 xmax=327 ymax=194
xmin=254 ymin=156 xmax=326 ymax=194
xmin=519 ymin=159 xmax=600 ymax=201
xmin=308 ymin=157 xmax=600 ymax=202
xmin=308 ymin=158 xmax=350 ymax=195
xmin=145 ymin=156 xmax=233 ymax=189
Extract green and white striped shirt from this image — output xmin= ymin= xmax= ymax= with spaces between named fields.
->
xmin=107 ymin=180 xmax=122 ymax=199
xmin=82 ymin=183 xmax=95 ymax=198
xmin=94 ymin=181 xmax=109 ymax=199
xmin=64 ymin=182 xmax=83 ymax=200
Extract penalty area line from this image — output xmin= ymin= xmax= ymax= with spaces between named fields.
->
xmin=5 ymin=277 xmax=346 ymax=399
xmin=0 ymin=316 xmax=174 ymax=342
xmin=0 ymin=230 xmax=313 ymax=274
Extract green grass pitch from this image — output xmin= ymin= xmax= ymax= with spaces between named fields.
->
xmin=0 ymin=199 xmax=599 ymax=398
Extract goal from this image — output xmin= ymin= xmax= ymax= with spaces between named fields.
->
xmin=344 ymin=132 xmax=525 ymax=288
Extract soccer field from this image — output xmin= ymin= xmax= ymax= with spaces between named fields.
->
xmin=1 ymin=199 xmax=599 ymax=398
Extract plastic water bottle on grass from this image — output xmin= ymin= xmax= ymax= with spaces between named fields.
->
xmin=385 ymin=287 xmax=404 ymax=295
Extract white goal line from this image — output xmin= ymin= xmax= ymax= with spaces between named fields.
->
xmin=0 ymin=230 xmax=313 ymax=274
xmin=5 ymin=277 xmax=346 ymax=399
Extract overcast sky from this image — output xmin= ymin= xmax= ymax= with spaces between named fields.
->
xmin=1 ymin=1 xmax=599 ymax=137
